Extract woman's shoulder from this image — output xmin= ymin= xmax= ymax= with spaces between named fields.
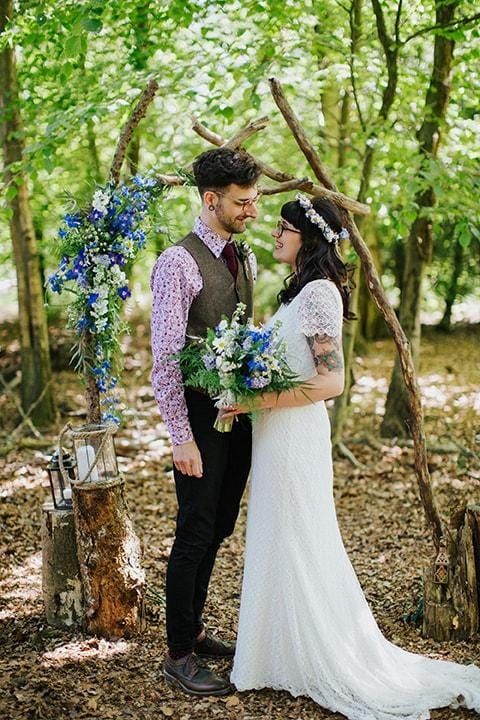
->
xmin=297 ymin=278 xmax=342 ymax=304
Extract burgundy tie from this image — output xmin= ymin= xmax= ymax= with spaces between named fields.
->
xmin=222 ymin=241 xmax=238 ymax=279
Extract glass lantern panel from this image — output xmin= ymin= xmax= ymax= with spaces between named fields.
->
xmin=73 ymin=425 xmax=118 ymax=482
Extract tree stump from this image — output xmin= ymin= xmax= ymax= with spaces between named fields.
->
xmin=72 ymin=476 xmax=145 ymax=638
xmin=41 ymin=502 xmax=85 ymax=629
xmin=423 ymin=505 xmax=480 ymax=641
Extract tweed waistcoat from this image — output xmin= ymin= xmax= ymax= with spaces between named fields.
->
xmin=177 ymin=232 xmax=254 ymax=339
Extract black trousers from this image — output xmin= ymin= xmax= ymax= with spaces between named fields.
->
xmin=166 ymin=389 xmax=252 ymax=653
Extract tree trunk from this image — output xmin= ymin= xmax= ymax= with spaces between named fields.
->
xmin=439 ymin=235 xmax=463 ymax=332
xmin=357 ymin=216 xmax=384 ymax=342
xmin=127 ymin=132 xmax=140 ymax=177
xmin=381 ymin=0 xmax=457 ymax=437
xmin=331 ymin=265 xmax=360 ymax=447
xmin=423 ymin=506 xmax=480 ymax=640
xmin=0 ymin=0 xmax=55 ymax=426
xmin=41 ymin=503 xmax=85 ymax=629
xmin=87 ymin=117 xmax=102 ymax=184
xmin=332 ymin=0 xmax=400 ymax=441
xmin=72 ymin=477 xmax=146 ymax=638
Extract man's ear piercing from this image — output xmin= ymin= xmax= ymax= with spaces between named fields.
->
xmin=208 ymin=204 xmax=215 ymax=211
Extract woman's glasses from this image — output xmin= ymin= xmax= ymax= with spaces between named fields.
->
xmin=275 ymin=220 xmax=301 ymax=237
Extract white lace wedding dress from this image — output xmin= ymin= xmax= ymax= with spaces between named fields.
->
xmin=231 ymin=279 xmax=480 ymax=720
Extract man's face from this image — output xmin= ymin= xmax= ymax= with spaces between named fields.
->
xmin=212 ymin=184 xmax=259 ymax=235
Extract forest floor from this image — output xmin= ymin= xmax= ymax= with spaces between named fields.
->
xmin=0 ymin=317 xmax=479 ymax=720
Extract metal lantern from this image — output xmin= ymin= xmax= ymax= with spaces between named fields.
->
xmin=71 ymin=424 xmax=118 ymax=484
xmin=47 ymin=450 xmax=76 ymax=509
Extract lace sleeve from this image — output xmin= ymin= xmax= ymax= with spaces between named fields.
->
xmin=299 ymin=281 xmax=343 ymax=338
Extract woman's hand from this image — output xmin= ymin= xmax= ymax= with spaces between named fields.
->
xmin=221 ymin=393 xmax=274 ymax=419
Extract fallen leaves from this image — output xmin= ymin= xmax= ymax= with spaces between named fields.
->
xmin=0 ymin=322 xmax=479 ymax=720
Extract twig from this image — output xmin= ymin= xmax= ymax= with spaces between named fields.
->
xmin=192 ymin=119 xmax=370 ymax=215
xmin=269 ymin=77 xmax=335 ymax=190
xmin=109 ymin=78 xmax=159 ymax=185
xmin=401 ymin=11 xmax=480 ymax=45
xmin=0 ymin=371 xmax=43 ymax=439
xmin=337 ymin=441 xmax=366 ymax=468
xmin=259 ymin=178 xmax=311 ymax=195
xmin=223 ymin=115 xmax=270 ymax=148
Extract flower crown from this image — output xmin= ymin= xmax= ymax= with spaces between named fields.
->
xmin=296 ymin=193 xmax=349 ymax=244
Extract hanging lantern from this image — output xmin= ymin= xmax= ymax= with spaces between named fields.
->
xmin=47 ymin=450 xmax=76 ymax=509
xmin=434 ymin=540 xmax=450 ymax=584
xmin=70 ymin=424 xmax=118 ymax=484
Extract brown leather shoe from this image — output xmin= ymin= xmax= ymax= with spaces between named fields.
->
xmin=194 ymin=632 xmax=235 ymax=658
xmin=163 ymin=653 xmax=232 ymax=696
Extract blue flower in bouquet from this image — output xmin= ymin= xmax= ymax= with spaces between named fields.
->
xmin=202 ymin=354 xmax=216 ymax=371
xmin=117 ymin=286 xmax=131 ymax=301
xmin=64 ymin=213 xmax=82 ymax=228
xmin=88 ymin=208 xmax=104 ymax=223
xmin=246 ymin=375 xmax=270 ymax=390
xmin=48 ymin=273 xmax=63 ymax=293
xmin=247 ymin=358 xmax=267 ymax=373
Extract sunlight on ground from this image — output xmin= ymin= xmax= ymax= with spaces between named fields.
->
xmin=351 ymin=374 xmax=388 ymax=415
xmin=41 ymin=637 xmax=132 ymax=666
xmin=0 ymin=551 xmax=42 ymax=617
xmin=349 ymin=371 xmax=479 ymax=416
xmin=0 ymin=461 xmax=48 ymax=499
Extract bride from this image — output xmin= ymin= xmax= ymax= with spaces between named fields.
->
xmin=223 ymin=194 xmax=480 ymax=720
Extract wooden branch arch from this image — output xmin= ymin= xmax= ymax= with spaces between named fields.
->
xmin=78 ymin=74 xmax=479 ymax=641
xmin=92 ymin=75 xmax=443 ymax=550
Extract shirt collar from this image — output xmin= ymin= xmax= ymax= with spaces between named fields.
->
xmin=193 ymin=217 xmax=231 ymax=258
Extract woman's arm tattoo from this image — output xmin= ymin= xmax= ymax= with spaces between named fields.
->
xmin=307 ymin=334 xmax=344 ymax=372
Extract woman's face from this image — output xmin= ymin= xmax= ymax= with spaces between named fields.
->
xmin=272 ymin=218 xmax=302 ymax=267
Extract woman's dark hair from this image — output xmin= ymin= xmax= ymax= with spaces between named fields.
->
xmin=277 ymin=197 xmax=356 ymax=321
xmin=193 ymin=148 xmax=261 ymax=197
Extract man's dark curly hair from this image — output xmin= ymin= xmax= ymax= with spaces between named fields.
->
xmin=192 ymin=147 xmax=261 ymax=197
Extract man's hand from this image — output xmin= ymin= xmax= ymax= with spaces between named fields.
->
xmin=172 ymin=440 xmax=203 ymax=478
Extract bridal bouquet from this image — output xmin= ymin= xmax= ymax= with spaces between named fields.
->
xmin=179 ymin=303 xmax=299 ymax=431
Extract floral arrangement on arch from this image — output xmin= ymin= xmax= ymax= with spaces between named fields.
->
xmin=48 ymin=175 xmax=165 ymax=425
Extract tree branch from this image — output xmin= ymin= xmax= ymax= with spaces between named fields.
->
xmin=259 ymin=179 xmax=311 ymax=195
xmin=269 ymin=77 xmax=335 ymax=190
xmin=401 ymin=10 xmax=480 ymax=45
xmin=394 ymin=0 xmax=403 ymax=44
xmin=349 ymin=0 xmax=366 ymax=133
xmin=191 ymin=118 xmax=370 ymax=215
xmin=371 ymin=0 xmax=399 ymax=120
xmin=109 ymin=78 xmax=159 ymax=186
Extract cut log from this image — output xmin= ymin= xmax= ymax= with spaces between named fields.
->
xmin=41 ymin=502 xmax=84 ymax=629
xmin=72 ymin=476 xmax=145 ymax=638
xmin=423 ymin=505 xmax=480 ymax=641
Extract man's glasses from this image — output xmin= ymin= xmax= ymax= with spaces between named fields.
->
xmin=275 ymin=220 xmax=301 ymax=237
xmin=213 ymin=191 xmax=261 ymax=211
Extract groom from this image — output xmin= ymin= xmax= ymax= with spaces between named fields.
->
xmin=150 ymin=147 xmax=261 ymax=696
